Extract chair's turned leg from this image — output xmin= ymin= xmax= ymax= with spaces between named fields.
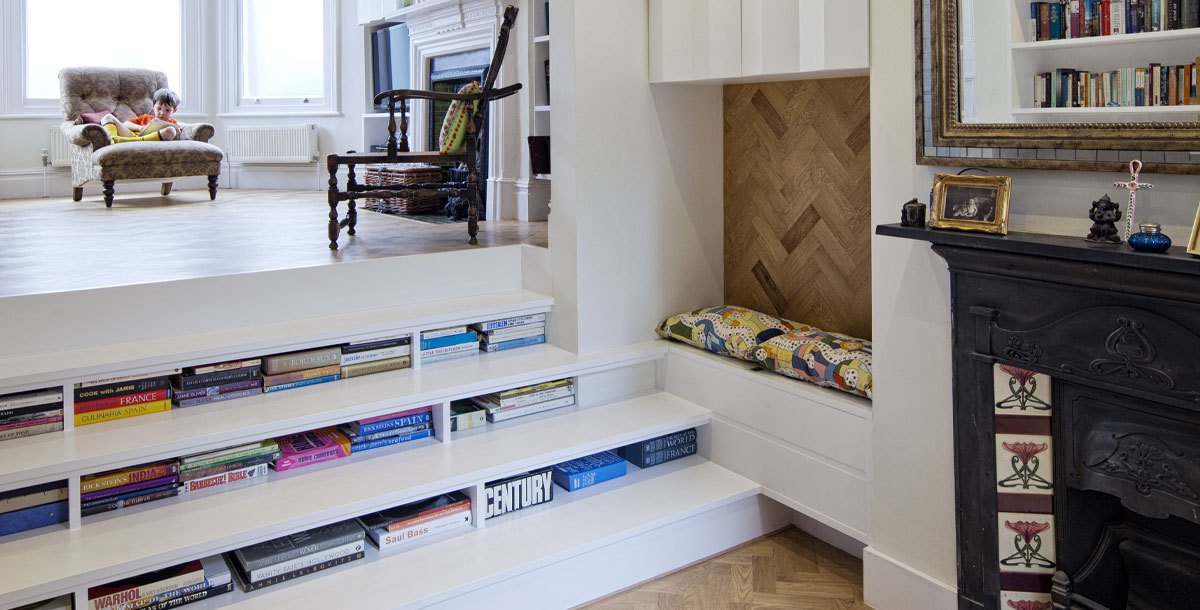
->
xmin=72 ymin=187 xmax=83 ymax=202
xmin=207 ymin=175 xmax=218 ymax=200
xmin=160 ymin=182 xmax=173 ymax=196
xmin=102 ymin=180 xmax=115 ymax=208
xmin=346 ymin=164 xmax=357 ymax=236
xmin=327 ymin=155 xmax=341 ymax=250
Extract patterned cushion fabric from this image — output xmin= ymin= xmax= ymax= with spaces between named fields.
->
xmin=753 ymin=329 xmax=873 ymax=399
xmin=438 ymin=81 xmax=481 ymax=154
xmin=656 ymin=306 xmax=801 ymax=361
xmin=78 ymin=110 xmax=114 ymax=125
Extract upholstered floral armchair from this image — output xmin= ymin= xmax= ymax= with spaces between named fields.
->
xmin=59 ymin=67 xmax=224 ymax=207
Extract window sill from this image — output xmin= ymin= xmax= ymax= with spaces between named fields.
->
xmin=217 ymin=111 xmax=343 ymax=118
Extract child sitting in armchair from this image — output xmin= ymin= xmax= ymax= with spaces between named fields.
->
xmin=100 ymin=88 xmax=183 ymax=143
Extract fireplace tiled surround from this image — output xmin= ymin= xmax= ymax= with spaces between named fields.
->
xmin=877 ymin=225 xmax=1200 ymax=610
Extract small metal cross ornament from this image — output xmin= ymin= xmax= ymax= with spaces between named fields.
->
xmin=1113 ymin=159 xmax=1154 ymax=241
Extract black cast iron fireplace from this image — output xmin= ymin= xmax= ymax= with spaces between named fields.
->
xmin=878 ymin=225 xmax=1200 ymax=610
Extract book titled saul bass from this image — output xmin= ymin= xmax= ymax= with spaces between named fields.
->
xmin=617 ymin=428 xmax=698 ymax=469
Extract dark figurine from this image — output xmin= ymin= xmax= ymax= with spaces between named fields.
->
xmin=1085 ymin=194 xmax=1123 ymax=244
xmin=901 ymin=198 xmax=927 ymax=227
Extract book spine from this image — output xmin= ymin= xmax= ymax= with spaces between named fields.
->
xmin=353 ymin=411 xmax=432 ymax=435
xmin=261 ymin=365 xmax=342 ymax=387
xmin=236 ymin=526 xmax=366 ymax=571
xmin=1168 ymin=0 xmax=1181 ymax=27
xmin=420 ymin=341 xmax=479 ymax=357
xmin=262 ymin=347 xmax=342 ymax=375
xmin=76 ymin=389 xmax=171 ymax=414
xmin=641 ymin=442 xmax=699 ymax=468
xmin=181 ymin=445 xmax=277 ymax=470
xmin=179 ymin=451 xmax=280 ymax=482
xmin=123 ymin=579 xmax=220 ymax=610
xmin=343 ymin=421 xmax=430 ymax=442
xmin=341 ymin=356 xmax=411 ymax=378
xmin=496 ymin=385 xmax=575 ymax=409
xmin=419 ymin=331 xmax=478 ymax=351
xmin=261 ymin=374 xmax=340 ymax=393
xmin=372 ymin=510 xmax=470 ymax=550
xmin=1101 ymin=0 xmax=1110 ymax=34
xmin=176 ymin=368 xmax=260 ymax=391
xmin=497 ymin=378 xmax=572 ymax=398
xmin=185 ymin=359 xmax=261 ymax=375
xmin=246 ymin=540 xmax=363 ymax=582
xmin=0 ymin=484 xmax=68 ymax=514
xmin=142 ymin=582 xmax=233 ymax=610
xmin=0 ymin=499 xmax=67 ymax=536
xmin=272 ymin=445 xmax=348 ymax=472
xmin=76 ymin=368 xmax=180 ymax=389
xmin=420 ymin=348 xmax=479 ymax=364
xmin=1112 ymin=0 xmax=1126 ymax=32
xmin=1051 ymin=1 xmax=1062 ymax=37
xmin=240 ymin=551 xmax=364 ymax=592
xmin=620 ymin=428 xmax=699 ymax=464
xmin=82 ymin=462 xmax=180 ymax=494
xmin=450 ymin=409 xmax=485 ymax=432
xmin=474 ymin=313 xmax=546 ymax=332
xmin=175 ymin=387 xmax=262 ymax=408
xmin=356 ymin=404 xmax=433 ymax=425
xmin=480 ymin=334 xmax=546 ymax=352
xmin=1040 ymin=2 xmax=1051 ymax=39
xmin=349 ymin=429 xmax=433 ymax=453
xmin=341 ymin=336 xmax=410 ymax=354
xmin=90 ymin=569 xmax=205 ymax=610
xmin=384 ymin=501 xmax=471 ymax=533
xmin=0 ymin=420 xmax=63 ymax=440
xmin=0 ymin=389 xmax=63 ymax=410
xmin=339 ymin=345 xmax=411 ymax=365
xmin=420 ymin=326 xmax=468 ymax=340
xmin=81 ymin=487 xmax=179 ymax=517
xmin=483 ymin=324 xmax=546 ymax=343
xmin=179 ymin=463 xmax=268 ymax=494
xmin=483 ymin=467 xmax=554 ymax=519
xmin=1031 ymin=2 xmax=1040 ymax=40
xmin=554 ymin=460 xmax=626 ymax=492
xmin=74 ymin=399 xmax=172 ymax=427
xmin=486 ymin=395 xmax=576 ymax=422
xmin=0 ymin=404 xmax=63 ymax=424
xmin=82 ymin=475 xmax=178 ymax=502
xmin=75 ymin=377 xmax=170 ymax=403
xmin=0 ymin=414 xmax=62 ymax=431
xmin=172 ymin=379 xmax=262 ymax=401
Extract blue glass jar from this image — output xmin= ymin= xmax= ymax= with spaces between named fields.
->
xmin=1128 ymin=222 xmax=1172 ymax=253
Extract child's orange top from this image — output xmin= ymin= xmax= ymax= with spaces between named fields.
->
xmin=130 ymin=114 xmax=178 ymax=125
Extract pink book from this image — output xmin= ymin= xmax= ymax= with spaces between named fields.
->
xmin=0 ymin=415 xmax=64 ymax=431
xmin=357 ymin=404 xmax=434 ymax=426
xmin=272 ymin=427 xmax=351 ymax=472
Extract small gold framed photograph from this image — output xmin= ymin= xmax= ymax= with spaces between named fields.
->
xmin=1188 ymin=200 xmax=1200 ymax=257
xmin=929 ymin=173 xmax=1012 ymax=235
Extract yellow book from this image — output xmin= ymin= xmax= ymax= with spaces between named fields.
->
xmin=74 ymin=399 xmax=172 ymax=427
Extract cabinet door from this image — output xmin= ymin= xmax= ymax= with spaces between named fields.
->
xmin=649 ymin=0 xmax=742 ymax=83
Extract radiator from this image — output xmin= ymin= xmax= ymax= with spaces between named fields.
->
xmin=49 ymin=127 xmax=71 ymax=167
xmin=226 ymin=124 xmax=319 ymax=163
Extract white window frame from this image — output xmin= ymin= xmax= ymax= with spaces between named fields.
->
xmin=0 ymin=0 xmax=205 ymax=119
xmin=218 ymin=0 xmax=340 ymax=117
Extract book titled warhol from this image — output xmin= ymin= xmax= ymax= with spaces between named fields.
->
xmin=272 ymin=428 xmax=351 ymax=472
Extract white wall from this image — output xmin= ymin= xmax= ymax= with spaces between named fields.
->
xmin=549 ymin=0 xmax=725 ymax=355
xmin=866 ymin=1 xmax=1200 ymax=608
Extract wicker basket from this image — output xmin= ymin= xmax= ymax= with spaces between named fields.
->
xmin=363 ymin=164 xmax=445 ymax=215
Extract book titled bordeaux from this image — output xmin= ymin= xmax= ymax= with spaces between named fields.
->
xmin=262 ymin=346 xmax=342 ymax=375
xmin=483 ymin=467 xmax=554 ymax=519
xmin=232 ymin=518 xmax=366 ymax=573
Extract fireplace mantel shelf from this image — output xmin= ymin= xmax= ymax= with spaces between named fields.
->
xmin=877 ymin=224 xmax=1200 ymax=277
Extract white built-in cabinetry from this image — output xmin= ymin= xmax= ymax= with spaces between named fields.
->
xmin=649 ymin=0 xmax=869 ymax=84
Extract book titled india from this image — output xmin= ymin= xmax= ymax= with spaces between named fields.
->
xmin=340 ymin=356 xmax=411 ymax=379
xmin=82 ymin=460 xmax=180 ymax=494
xmin=347 ymin=409 xmax=432 ymax=435
xmin=75 ymin=389 xmax=171 ymax=414
xmin=551 ymin=451 xmax=627 ymax=492
xmin=471 ymin=313 xmax=547 ymax=332
xmin=483 ymin=467 xmax=554 ymax=519
xmin=419 ymin=331 xmax=478 ymax=351
xmin=183 ymin=358 xmax=261 ymax=376
xmin=81 ymin=486 xmax=180 ymax=517
xmin=74 ymin=399 xmax=173 ymax=427
xmin=172 ymin=378 xmax=263 ymax=401
xmin=349 ymin=428 xmax=433 ymax=453
xmin=480 ymin=333 xmax=545 ymax=352
xmin=87 ymin=560 xmax=204 ymax=610
xmin=81 ymin=474 xmax=179 ymax=502
xmin=175 ymin=388 xmax=262 ymax=408
xmin=340 ymin=345 xmax=411 ymax=366
xmin=179 ymin=451 xmax=280 ymax=482
xmin=262 ymin=346 xmax=342 ymax=375
xmin=341 ymin=335 xmax=411 ymax=354
xmin=272 ymin=428 xmax=351 ymax=472
xmin=0 ymin=499 xmax=67 ymax=536
xmin=261 ymin=373 xmax=340 ymax=394
xmin=617 ymin=428 xmax=699 ymax=466
xmin=233 ymin=518 xmax=365 ymax=571
xmin=175 ymin=367 xmax=261 ymax=392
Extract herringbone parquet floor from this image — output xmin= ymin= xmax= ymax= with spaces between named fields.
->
xmin=575 ymin=527 xmax=871 ymax=610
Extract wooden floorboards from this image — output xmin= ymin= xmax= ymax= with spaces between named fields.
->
xmin=576 ymin=527 xmax=871 ymax=610
xmin=0 ymin=189 xmax=547 ymax=297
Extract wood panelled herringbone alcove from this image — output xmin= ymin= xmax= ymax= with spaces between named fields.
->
xmin=724 ymin=77 xmax=871 ymax=340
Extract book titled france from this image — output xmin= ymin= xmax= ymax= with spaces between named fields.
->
xmin=618 ymin=428 xmax=698 ymax=468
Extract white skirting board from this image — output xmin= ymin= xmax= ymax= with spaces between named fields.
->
xmin=863 ymin=546 xmax=958 ymax=610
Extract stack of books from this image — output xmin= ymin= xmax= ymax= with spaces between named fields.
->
xmin=449 ymin=399 xmax=486 ymax=432
xmin=0 ymin=387 xmax=63 ymax=442
xmin=172 ymin=358 xmax=263 ymax=408
xmin=357 ymin=491 xmax=472 ymax=552
xmin=483 ymin=467 xmax=554 ymax=519
xmin=81 ymin=460 xmax=180 ymax=516
xmin=178 ymin=440 xmax=280 ymax=495
xmin=472 ymin=313 xmax=547 ymax=352
xmin=228 ymin=519 xmax=366 ymax=591
xmin=0 ymin=480 xmax=67 ymax=536
xmin=418 ymin=326 xmax=479 ymax=363
xmin=262 ymin=346 xmax=342 ymax=393
xmin=340 ymin=335 xmax=412 ymax=378
xmin=272 ymin=427 xmax=351 ymax=471
xmin=470 ymin=378 xmax=575 ymax=423
xmin=617 ymin=428 xmax=698 ymax=468
xmin=339 ymin=405 xmax=434 ymax=453
xmin=13 ymin=595 xmax=71 ymax=609
xmin=87 ymin=554 xmax=232 ymax=610
xmin=552 ymin=451 xmax=627 ymax=492
xmin=74 ymin=369 xmax=177 ymax=427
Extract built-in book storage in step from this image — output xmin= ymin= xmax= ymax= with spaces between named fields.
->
xmin=0 ymin=290 xmax=747 ymax=610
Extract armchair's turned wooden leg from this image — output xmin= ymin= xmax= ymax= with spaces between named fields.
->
xmin=72 ymin=187 xmax=83 ymax=202
xmin=346 ymin=164 xmax=357 ymax=236
xmin=160 ymin=182 xmax=173 ymax=196
xmin=102 ymin=180 xmax=115 ymax=208
xmin=327 ymin=155 xmax=341 ymax=250
xmin=207 ymin=176 xmax=218 ymax=200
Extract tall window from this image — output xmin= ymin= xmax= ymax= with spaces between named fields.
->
xmin=222 ymin=0 xmax=338 ymax=114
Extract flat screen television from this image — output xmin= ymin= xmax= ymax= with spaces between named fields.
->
xmin=371 ymin=23 xmax=411 ymax=112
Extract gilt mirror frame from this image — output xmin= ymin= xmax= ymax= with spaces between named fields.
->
xmin=916 ymin=0 xmax=1200 ymax=174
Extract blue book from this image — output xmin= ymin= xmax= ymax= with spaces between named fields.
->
xmin=351 ymin=410 xmax=432 ymax=435
xmin=419 ymin=331 xmax=478 ymax=351
xmin=0 ymin=499 xmax=67 ymax=536
xmin=262 ymin=373 xmax=340 ymax=393
xmin=350 ymin=429 xmax=433 ymax=453
xmin=80 ymin=482 xmax=178 ymax=510
xmin=1049 ymin=2 xmax=1061 ymax=38
xmin=617 ymin=429 xmax=698 ymax=467
xmin=472 ymin=314 xmax=547 ymax=332
xmin=480 ymin=334 xmax=546 ymax=353
xmin=552 ymin=451 xmax=626 ymax=492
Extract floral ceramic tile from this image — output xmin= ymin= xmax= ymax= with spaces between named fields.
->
xmin=1000 ymin=591 xmax=1052 ymax=609
xmin=998 ymin=512 xmax=1057 ymax=577
xmin=994 ymin=364 xmax=1052 ymax=415
xmin=996 ymin=433 xmax=1054 ymax=496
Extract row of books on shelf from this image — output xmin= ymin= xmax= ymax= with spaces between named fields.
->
xmin=1033 ymin=60 xmax=1199 ymax=107
xmin=0 ymin=313 xmax=548 ymax=443
xmin=15 ymin=428 xmax=699 ymax=610
xmin=1030 ymin=0 xmax=1200 ymax=41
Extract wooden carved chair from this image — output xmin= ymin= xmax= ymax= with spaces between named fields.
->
xmin=325 ymin=5 xmax=523 ymax=250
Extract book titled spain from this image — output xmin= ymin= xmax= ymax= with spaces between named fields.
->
xmin=340 ymin=421 xmax=431 ymax=443
xmin=262 ymin=346 xmax=343 ymax=375
xmin=272 ymin=428 xmax=351 ymax=471
xmin=551 ymin=451 xmax=626 ymax=492
xmin=346 ymin=407 xmax=432 ymax=435
xmin=262 ymin=373 xmax=340 ymax=394
xmin=74 ymin=399 xmax=172 ymax=427
xmin=617 ymin=428 xmax=698 ymax=466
